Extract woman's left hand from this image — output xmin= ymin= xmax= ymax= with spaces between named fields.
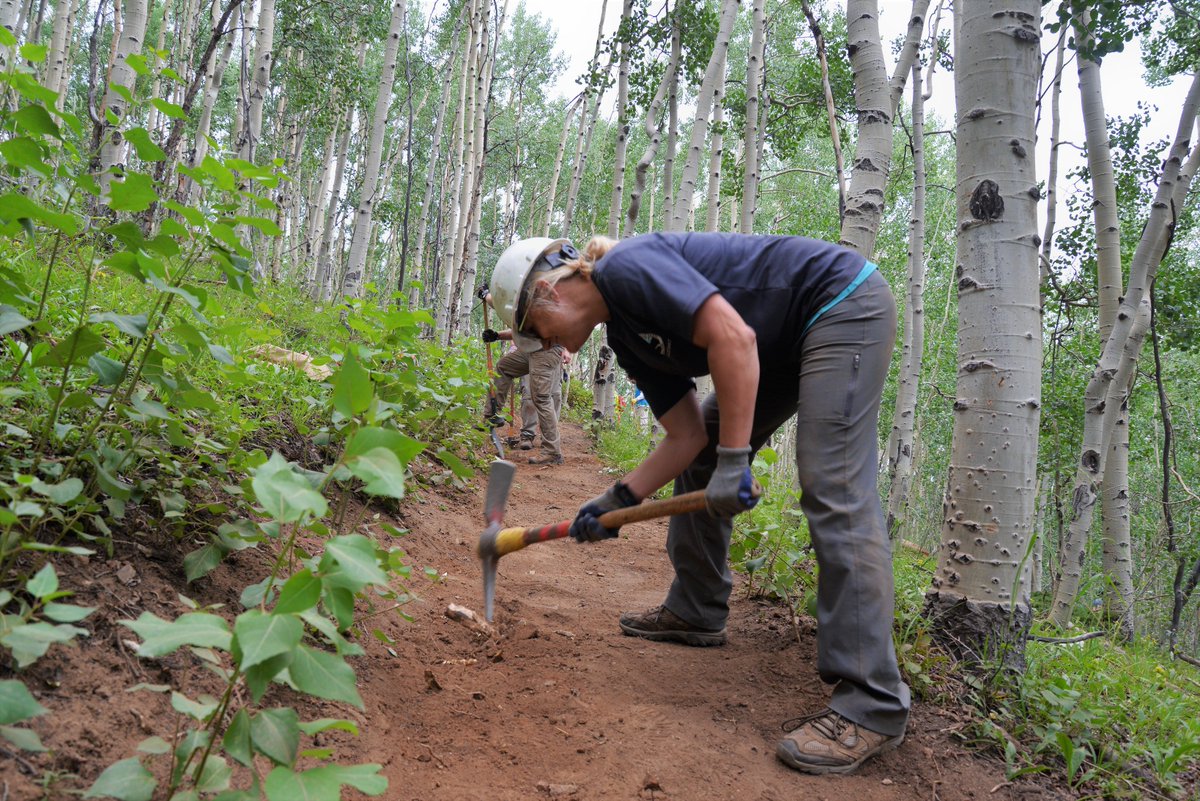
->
xmin=705 ymin=446 xmax=759 ymax=518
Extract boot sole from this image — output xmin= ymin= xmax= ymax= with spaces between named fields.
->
xmin=775 ymin=732 xmax=905 ymax=775
xmin=619 ymin=621 xmax=727 ymax=647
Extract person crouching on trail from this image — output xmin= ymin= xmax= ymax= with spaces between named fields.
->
xmin=488 ymin=232 xmax=910 ymax=776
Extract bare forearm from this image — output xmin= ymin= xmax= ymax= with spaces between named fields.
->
xmin=622 ymin=392 xmax=707 ymax=500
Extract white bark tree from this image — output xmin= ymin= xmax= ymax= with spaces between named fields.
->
xmin=95 ymin=0 xmax=149 ymax=203
xmin=839 ymin=0 xmax=929 ymax=257
xmin=343 ymin=0 xmax=406 ymax=298
xmin=667 ymin=0 xmax=739 ymax=232
xmin=607 ymin=0 xmax=635 ymax=239
xmin=241 ymin=0 xmax=275 ymax=163
xmin=925 ymin=0 xmax=1042 ymax=668
xmin=739 ymin=0 xmax=765 ymax=233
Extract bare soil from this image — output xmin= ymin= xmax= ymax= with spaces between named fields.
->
xmin=1 ymin=422 xmax=1076 ymax=801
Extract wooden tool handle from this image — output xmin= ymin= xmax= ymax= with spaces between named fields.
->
xmin=596 ymin=489 xmax=708 ymax=527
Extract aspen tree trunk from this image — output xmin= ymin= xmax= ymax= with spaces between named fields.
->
xmin=412 ymin=11 xmax=463 ymax=307
xmin=839 ymin=0 xmax=928 ymax=257
xmin=52 ymin=0 xmax=74 ymax=101
xmin=1 ymin=0 xmax=22 ymax=42
xmin=801 ymin=0 xmax=846 ymax=222
xmin=606 ymin=0 xmax=635 ymax=239
xmin=562 ymin=0 xmax=610 ymax=235
xmin=144 ymin=0 xmax=168 ymax=133
xmin=543 ymin=94 xmax=581 ymax=236
xmin=1040 ymin=29 xmax=1066 ymax=287
xmin=307 ymin=121 xmax=338 ymax=270
xmin=434 ymin=11 xmax=474 ymax=334
xmin=342 ymin=0 xmax=405 ymax=298
xmin=184 ymin=2 xmax=237 ymax=200
xmin=885 ymin=63 xmax=927 ymax=539
xmin=704 ymin=65 xmax=725 ymax=232
xmin=313 ymin=46 xmax=364 ymax=299
xmin=626 ymin=15 xmax=680 ymax=238
xmin=925 ymin=0 xmax=1041 ymax=669
xmin=173 ymin=0 xmax=200 ymax=106
xmin=96 ymin=0 xmax=148 ymax=203
xmin=454 ymin=0 xmax=505 ymax=336
xmin=25 ymin=0 xmax=45 ymax=43
xmin=1048 ymin=71 xmax=1200 ymax=630
xmin=241 ymin=0 xmax=274 ymax=163
xmin=739 ymin=0 xmax=765 ymax=233
xmin=661 ymin=18 xmax=679 ymax=224
xmin=1073 ymin=14 xmax=1132 ymax=636
xmin=667 ymin=0 xmax=738 ymax=233
xmin=41 ymin=0 xmax=72 ymax=106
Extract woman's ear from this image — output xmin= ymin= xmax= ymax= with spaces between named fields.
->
xmin=531 ymin=278 xmax=559 ymax=301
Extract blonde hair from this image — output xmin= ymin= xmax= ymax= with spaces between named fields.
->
xmin=525 ymin=236 xmax=617 ymax=312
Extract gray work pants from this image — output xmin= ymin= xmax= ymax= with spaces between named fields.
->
xmin=494 ymin=347 xmax=562 ymax=458
xmin=662 ymin=271 xmax=910 ymax=736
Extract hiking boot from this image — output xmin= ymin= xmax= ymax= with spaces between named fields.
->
xmin=527 ymin=454 xmax=563 ymax=465
xmin=519 ymin=437 xmax=535 ymax=451
xmin=776 ymin=709 xmax=904 ymax=775
xmin=618 ymin=605 xmax=726 ymax=647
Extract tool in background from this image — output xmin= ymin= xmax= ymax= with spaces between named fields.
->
xmin=476 ymin=466 xmax=762 ymax=622
xmin=480 ymin=289 xmax=506 ymax=458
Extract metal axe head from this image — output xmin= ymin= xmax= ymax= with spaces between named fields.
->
xmin=477 ymin=459 xmax=516 ymax=622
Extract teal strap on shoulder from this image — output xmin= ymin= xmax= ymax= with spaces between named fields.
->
xmin=802 ymin=260 xmax=878 ymax=334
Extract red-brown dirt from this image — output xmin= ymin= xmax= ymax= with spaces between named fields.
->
xmin=1 ymin=422 xmax=1075 ymax=801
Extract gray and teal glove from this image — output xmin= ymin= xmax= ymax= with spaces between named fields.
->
xmin=705 ymin=446 xmax=759 ymax=518
xmin=570 ymin=481 xmax=640 ymax=542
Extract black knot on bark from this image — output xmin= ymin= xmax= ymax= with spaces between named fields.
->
xmin=970 ymin=180 xmax=1004 ymax=221
xmin=1082 ymin=449 xmax=1101 ymax=473
xmin=1010 ymin=139 xmax=1027 ymax=158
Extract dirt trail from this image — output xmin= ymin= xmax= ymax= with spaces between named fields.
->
xmin=351 ymin=423 xmax=1065 ymax=801
xmin=3 ymin=422 xmax=1071 ymax=801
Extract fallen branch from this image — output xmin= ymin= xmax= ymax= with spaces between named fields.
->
xmin=445 ymin=603 xmax=497 ymax=638
xmin=1028 ymin=630 xmax=1104 ymax=644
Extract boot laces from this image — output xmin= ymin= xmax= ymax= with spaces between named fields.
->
xmin=781 ymin=709 xmax=850 ymax=739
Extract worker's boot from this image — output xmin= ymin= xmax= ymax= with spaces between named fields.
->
xmin=519 ymin=434 xmax=535 ymax=451
xmin=483 ymin=397 xmax=504 ymax=428
xmin=776 ymin=709 xmax=904 ymax=775
xmin=618 ymin=605 xmax=726 ymax=647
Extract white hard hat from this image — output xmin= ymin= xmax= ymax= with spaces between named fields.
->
xmin=489 ymin=237 xmax=577 ymax=353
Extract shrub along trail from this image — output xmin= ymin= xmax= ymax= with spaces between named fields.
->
xmin=349 ymin=423 xmax=1066 ymax=801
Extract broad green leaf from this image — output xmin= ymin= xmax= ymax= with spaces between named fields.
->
xmin=31 ymin=476 xmax=84 ymax=504
xmin=88 ymin=353 xmax=126 ymax=385
xmin=0 ymin=679 xmax=47 ymax=724
xmin=85 ymin=757 xmax=156 ymax=801
xmin=0 ymin=723 xmax=46 ymax=751
xmin=130 ymin=395 xmax=172 ymax=420
xmin=26 ymin=563 xmax=58 ymax=597
xmin=35 ymin=326 xmax=105 ymax=368
xmin=250 ymin=708 xmax=299 ymax=767
xmin=332 ymin=350 xmax=372 ymax=418
xmin=11 ymin=105 xmax=60 ymax=138
xmin=123 ymin=128 xmax=165 ymax=162
xmin=171 ymin=690 xmax=218 ymax=722
xmin=120 ymin=611 xmax=231 ymax=657
xmin=107 ymin=172 xmax=158 ymax=213
xmin=435 ymin=449 xmax=473 ymax=480
xmin=297 ymin=718 xmax=358 ymax=736
xmin=345 ymin=447 xmax=406 ymax=499
xmin=18 ymin=43 xmax=48 ymax=62
xmin=0 ymin=307 xmax=33 ymax=335
xmin=150 ymin=97 xmax=186 ymax=119
xmin=10 ymin=500 xmax=43 ymax=518
xmin=201 ymin=156 xmax=236 ymax=190
xmin=232 ymin=610 xmax=302 ymax=671
xmin=196 ymin=754 xmax=233 ymax=793
xmin=273 ymin=569 xmax=321 ymax=615
xmin=89 ymin=311 xmax=148 ymax=338
xmin=223 ymin=709 xmax=253 ymax=767
xmin=344 ymin=427 xmax=424 ymax=466
xmin=251 ymin=453 xmax=327 ymax=523
xmin=42 ymin=602 xmax=94 ymax=623
xmin=322 ymin=587 xmax=354 ymax=632
xmin=0 ymin=621 xmax=87 ymax=667
xmin=243 ymin=652 xmax=291 ymax=703
xmin=236 ymin=215 xmax=282 ymax=236
xmin=322 ymin=535 xmax=388 ymax=588
xmin=0 ymin=136 xmax=50 ymax=175
xmin=183 ymin=543 xmax=223 ymax=582
xmin=21 ymin=543 xmax=94 ymax=557
xmin=263 ymin=764 xmax=386 ymax=801
xmin=286 ymin=645 xmax=362 ymax=708
xmin=135 ymin=736 xmax=171 ymax=754
xmin=124 ymin=53 xmax=149 ymax=75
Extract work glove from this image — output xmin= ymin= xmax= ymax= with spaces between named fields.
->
xmin=476 ymin=284 xmax=490 ymax=301
xmin=482 ymin=328 xmax=500 ymax=343
xmin=705 ymin=446 xmax=759 ymax=519
xmin=570 ymin=481 xmax=640 ymax=542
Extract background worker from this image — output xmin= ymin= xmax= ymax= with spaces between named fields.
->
xmin=487 ymin=232 xmax=908 ymax=777
xmin=481 ymin=320 xmax=566 ymax=467
xmin=516 ymin=347 xmax=571 ymax=450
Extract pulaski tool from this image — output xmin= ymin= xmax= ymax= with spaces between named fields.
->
xmin=476 ymin=462 xmax=762 ymax=622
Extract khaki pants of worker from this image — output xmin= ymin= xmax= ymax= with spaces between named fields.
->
xmin=660 ymin=271 xmax=910 ymax=737
xmin=520 ymin=373 xmax=562 ymax=444
xmin=494 ymin=347 xmax=562 ymax=459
